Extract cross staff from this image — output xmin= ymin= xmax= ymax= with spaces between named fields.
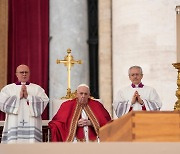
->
xmin=57 ymin=48 xmax=82 ymax=99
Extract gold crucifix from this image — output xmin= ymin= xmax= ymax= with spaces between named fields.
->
xmin=57 ymin=48 xmax=82 ymax=99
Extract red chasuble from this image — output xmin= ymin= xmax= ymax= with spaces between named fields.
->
xmin=48 ymin=98 xmax=111 ymax=142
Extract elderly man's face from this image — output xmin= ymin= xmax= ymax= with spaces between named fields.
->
xmin=129 ymin=68 xmax=143 ymax=85
xmin=76 ymin=86 xmax=90 ymax=104
xmin=16 ymin=65 xmax=30 ymax=83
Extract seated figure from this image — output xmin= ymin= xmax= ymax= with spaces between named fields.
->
xmin=48 ymin=84 xmax=111 ymax=142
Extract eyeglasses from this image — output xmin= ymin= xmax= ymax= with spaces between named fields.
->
xmin=17 ymin=71 xmax=29 ymax=74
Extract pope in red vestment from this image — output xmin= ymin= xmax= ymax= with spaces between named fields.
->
xmin=48 ymin=84 xmax=111 ymax=142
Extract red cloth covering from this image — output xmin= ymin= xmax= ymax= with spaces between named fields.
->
xmin=48 ymin=98 xmax=111 ymax=142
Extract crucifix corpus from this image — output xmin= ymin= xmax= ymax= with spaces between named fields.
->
xmin=57 ymin=48 xmax=82 ymax=99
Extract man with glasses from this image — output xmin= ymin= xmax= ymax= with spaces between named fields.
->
xmin=49 ymin=84 xmax=111 ymax=142
xmin=0 ymin=64 xmax=49 ymax=143
xmin=113 ymin=66 xmax=162 ymax=118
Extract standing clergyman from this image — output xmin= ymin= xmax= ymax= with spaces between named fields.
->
xmin=113 ymin=66 xmax=162 ymax=117
xmin=0 ymin=64 xmax=49 ymax=143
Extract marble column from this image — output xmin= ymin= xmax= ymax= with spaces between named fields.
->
xmin=49 ymin=0 xmax=89 ymax=116
xmin=98 ymin=0 xmax=112 ymax=115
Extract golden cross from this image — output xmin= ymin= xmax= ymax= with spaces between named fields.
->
xmin=57 ymin=48 xmax=82 ymax=99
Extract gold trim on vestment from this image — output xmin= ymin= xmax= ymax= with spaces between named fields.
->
xmin=83 ymin=105 xmax=100 ymax=136
xmin=66 ymin=101 xmax=100 ymax=142
xmin=66 ymin=103 xmax=82 ymax=142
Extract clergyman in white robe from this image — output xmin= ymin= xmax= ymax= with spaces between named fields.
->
xmin=0 ymin=82 xmax=49 ymax=143
xmin=113 ymin=84 xmax=162 ymax=118
xmin=113 ymin=65 xmax=162 ymax=118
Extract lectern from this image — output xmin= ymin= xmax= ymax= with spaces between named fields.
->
xmin=99 ymin=111 xmax=180 ymax=142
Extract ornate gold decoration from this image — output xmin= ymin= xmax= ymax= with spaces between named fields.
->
xmin=57 ymin=48 xmax=82 ymax=99
xmin=172 ymin=63 xmax=180 ymax=111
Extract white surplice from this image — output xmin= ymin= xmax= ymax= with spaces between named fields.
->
xmin=113 ymin=85 xmax=162 ymax=117
xmin=0 ymin=83 xmax=49 ymax=144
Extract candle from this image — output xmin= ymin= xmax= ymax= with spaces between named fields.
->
xmin=176 ymin=6 xmax=180 ymax=62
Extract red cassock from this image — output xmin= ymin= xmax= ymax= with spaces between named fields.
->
xmin=48 ymin=98 xmax=111 ymax=142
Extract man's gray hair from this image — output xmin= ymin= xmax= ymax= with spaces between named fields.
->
xmin=128 ymin=66 xmax=143 ymax=75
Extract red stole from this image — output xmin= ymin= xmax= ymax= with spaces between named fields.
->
xmin=48 ymin=98 xmax=111 ymax=142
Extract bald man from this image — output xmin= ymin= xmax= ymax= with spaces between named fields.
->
xmin=49 ymin=84 xmax=111 ymax=142
xmin=0 ymin=64 xmax=49 ymax=143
